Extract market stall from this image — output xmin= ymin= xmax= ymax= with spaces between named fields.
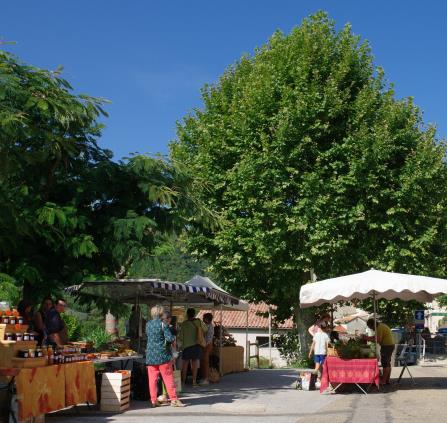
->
xmin=66 ymin=276 xmax=248 ymax=381
xmin=299 ymin=269 xmax=447 ymax=392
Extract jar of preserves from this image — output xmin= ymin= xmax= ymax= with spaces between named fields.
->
xmin=5 ymin=332 xmax=13 ymax=341
xmin=23 ymin=333 xmax=30 ymax=341
xmin=15 ymin=333 xmax=23 ymax=341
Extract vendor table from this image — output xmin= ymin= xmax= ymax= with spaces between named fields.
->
xmin=320 ymin=356 xmax=380 ymax=395
xmin=15 ymin=361 xmax=97 ymax=421
xmin=92 ymin=354 xmax=144 ymax=369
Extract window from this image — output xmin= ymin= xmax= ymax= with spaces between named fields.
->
xmin=256 ymin=336 xmax=270 ymax=347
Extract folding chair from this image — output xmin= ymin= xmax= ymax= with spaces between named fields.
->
xmin=396 ymin=344 xmax=415 ymax=385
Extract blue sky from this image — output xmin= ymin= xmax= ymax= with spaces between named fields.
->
xmin=2 ymin=1 xmax=447 ymax=160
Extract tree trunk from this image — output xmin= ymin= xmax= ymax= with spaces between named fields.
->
xmin=295 ymin=269 xmax=317 ymax=358
xmin=294 ymin=306 xmax=315 ymax=357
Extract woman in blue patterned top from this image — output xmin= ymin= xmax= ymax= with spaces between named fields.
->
xmin=146 ymin=305 xmax=185 ymax=407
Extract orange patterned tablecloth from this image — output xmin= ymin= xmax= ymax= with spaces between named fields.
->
xmin=15 ymin=365 xmax=65 ymax=421
xmin=65 ymin=361 xmax=97 ymax=406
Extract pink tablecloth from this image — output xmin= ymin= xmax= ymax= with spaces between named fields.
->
xmin=320 ymin=356 xmax=380 ymax=393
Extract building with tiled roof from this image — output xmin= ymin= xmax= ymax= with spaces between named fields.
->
xmin=198 ymin=302 xmax=294 ymax=367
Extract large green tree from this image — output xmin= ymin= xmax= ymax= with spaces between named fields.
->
xmin=0 ymin=48 xmax=112 ymax=298
xmin=0 ymin=48 xmax=212 ymax=302
xmin=171 ymin=13 xmax=447 ymax=334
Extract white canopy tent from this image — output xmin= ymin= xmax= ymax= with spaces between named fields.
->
xmin=299 ymin=269 xmax=447 ymax=360
xmin=300 ymin=269 xmax=447 ymax=308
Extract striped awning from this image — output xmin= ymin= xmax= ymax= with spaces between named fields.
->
xmin=65 ymin=278 xmax=242 ymax=308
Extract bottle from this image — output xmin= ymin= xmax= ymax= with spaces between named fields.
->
xmin=48 ymin=346 xmax=54 ymax=365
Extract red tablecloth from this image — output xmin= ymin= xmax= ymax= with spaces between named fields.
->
xmin=320 ymin=356 xmax=380 ymax=393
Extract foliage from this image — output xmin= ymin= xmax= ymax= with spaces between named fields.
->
xmin=61 ymin=312 xmax=82 ymax=340
xmin=81 ymin=325 xmax=112 ymax=349
xmin=0 ymin=48 xmax=111 ymax=298
xmin=288 ymin=357 xmax=314 ymax=369
xmin=360 ymin=298 xmax=423 ymax=327
xmin=0 ymin=48 xmax=215 ymax=305
xmin=438 ymin=296 xmax=447 ymax=308
xmin=250 ymin=356 xmax=275 ymax=369
xmin=273 ymin=329 xmax=301 ymax=365
xmin=128 ymin=235 xmax=211 ymax=282
xmin=171 ymin=12 xmax=447 ymax=324
xmin=0 ymin=274 xmax=21 ymax=306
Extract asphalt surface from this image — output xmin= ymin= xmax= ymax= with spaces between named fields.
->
xmin=47 ymin=364 xmax=447 ymax=423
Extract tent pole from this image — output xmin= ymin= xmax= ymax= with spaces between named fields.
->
xmin=373 ymin=291 xmax=378 ymax=357
xmin=219 ymin=304 xmax=223 ymax=376
xmin=245 ymin=308 xmax=249 ymax=368
xmin=268 ymin=307 xmax=272 ymax=367
xmin=137 ymin=293 xmax=141 ymax=353
xmin=330 ymin=304 xmax=334 ymax=329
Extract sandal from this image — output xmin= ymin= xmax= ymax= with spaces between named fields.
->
xmin=171 ymin=399 xmax=186 ymax=407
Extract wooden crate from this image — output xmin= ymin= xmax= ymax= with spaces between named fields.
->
xmin=0 ymin=340 xmax=37 ymax=367
xmin=0 ymin=323 xmax=29 ymax=339
xmin=100 ymin=372 xmax=131 ymax=412
xmin=100 ymin=400 xmax=130 ymax=412
xmin=11 ymin=356 xmax=47 ymax=368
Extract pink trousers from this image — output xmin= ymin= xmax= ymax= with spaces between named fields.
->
xmin=147 ymin=362 xmax=178 ymax=403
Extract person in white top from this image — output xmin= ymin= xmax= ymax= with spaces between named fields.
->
xmin=308 ymin=326 xmax=330 ymax=381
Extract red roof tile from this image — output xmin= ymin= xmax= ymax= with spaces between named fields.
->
xmin=198 ymin=302 xmax=294 ymax=329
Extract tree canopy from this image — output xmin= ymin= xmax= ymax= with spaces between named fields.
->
xmin=0 ymin=49 xmax=211 ymax=302
xmin=171 ymin=12 xmax=447 ymax=321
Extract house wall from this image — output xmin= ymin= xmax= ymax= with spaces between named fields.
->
xmin=228 ymin=328 xmax=289 ymax=368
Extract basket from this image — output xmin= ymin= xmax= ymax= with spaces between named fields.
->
xmin=327 ymin=347 xmax=340 ymax=357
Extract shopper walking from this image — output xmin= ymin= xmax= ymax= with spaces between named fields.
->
xmin=146 ymin=305 xmax=185 ymax=408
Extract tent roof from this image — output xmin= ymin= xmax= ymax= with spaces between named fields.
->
xmin=65 ymin=278 xmax=247 ymax=310
xmin=185 ymin=275 xmax=249 ymax=311
xmin=300 ymin=269 xmax=447 ymax=308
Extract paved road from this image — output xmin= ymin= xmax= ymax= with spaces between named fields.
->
xmin=48 ymin=365 xmax=447 ymax=423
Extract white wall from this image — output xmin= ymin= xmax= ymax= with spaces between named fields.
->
xmin=228 ymin=328 xmax=288 ymax=368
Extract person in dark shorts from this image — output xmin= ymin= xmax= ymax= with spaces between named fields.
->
xmin=179 ymin=308 xmax=207 ymax=387
xmin=366 ymin=318 xmax=395 ymax=385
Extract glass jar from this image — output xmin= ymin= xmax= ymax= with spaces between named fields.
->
xmin=5 ymin=332 xmax=13 ymax=341
xmin=28 ymin=349 xmax=35 ymax=358
xmin=2 ymin=316 xmax=9 ymax=324
xmin=15 ymin=333 xmax=23 ymax=341
xmin=9 ymin=316 xmax=16 ymax=325
xmin=23 ymin=333 xmax=30 ymax=341
xmin=18 ymin=316 xmax=24 ymax=325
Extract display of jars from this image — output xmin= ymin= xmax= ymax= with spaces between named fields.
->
xmin=18 ymin=350 xmax=29 ymax=358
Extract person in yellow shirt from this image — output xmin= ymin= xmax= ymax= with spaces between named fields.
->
xmin=366 ymin=318 xmax=395 ymax=385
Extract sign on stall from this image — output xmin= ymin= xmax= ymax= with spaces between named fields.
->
xmin=414 ymin=310 xmax=425 ymax=330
